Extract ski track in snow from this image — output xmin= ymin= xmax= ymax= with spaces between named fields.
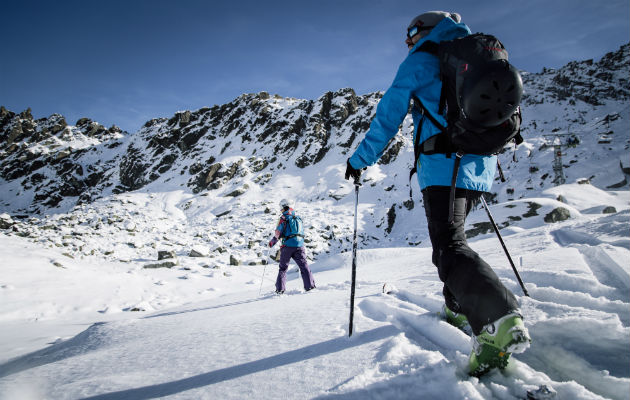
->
xmin=1 ymin=190 xmax=630 ymax=399
xmin=344 ymin=203 xmax=630 ymax=399
xmin=0 ymin=208 xmax=630 ymax=399
xmin=0 ymin=183 xmax=629 ymax=400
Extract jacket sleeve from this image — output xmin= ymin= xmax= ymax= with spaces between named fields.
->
xmin=349 ymin=52 xmax=434 ymax=170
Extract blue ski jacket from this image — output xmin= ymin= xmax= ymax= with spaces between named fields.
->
xmin=273 ymin=208 xmax=305 ymax=248
xmin=348 ymin=17 xmax=497 ymax=192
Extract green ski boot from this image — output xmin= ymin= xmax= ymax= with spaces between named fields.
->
xmin=442 ymin=304 xmax=471 ymax=333
xmin=469 ymin=311 xmax=531 ymax=377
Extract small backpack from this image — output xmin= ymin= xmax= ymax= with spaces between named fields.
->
xmin=283 ymin=213 xmax=304 ymax=241
xmin=411 ymin=33 xmax=524 ymax=222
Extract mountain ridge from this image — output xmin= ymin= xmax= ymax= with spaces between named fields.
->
xmin=1 ymin=44 xmax=628 ymax=215
xmin=0 ymin=43 xmax=628 ymax=266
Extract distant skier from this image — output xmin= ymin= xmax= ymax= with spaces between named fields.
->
xmin=268 ymin=199 xmax=316 ymax=294
xmin=345 ymin=11 xmax=530 ymax=376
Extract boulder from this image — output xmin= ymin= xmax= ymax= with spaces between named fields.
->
xmin=158 ymin=250 xmax=177 ymax=260
xmin=225 ymin=184 xmax=249 ymax=197
xmin=189 ymin=246 xmax=209 ymax=257
xmin=0 ymin=213 xmax=14 ymax=229
xmin=544 ymin=207 xmax=572 ymax=223
xmin=465 ymin=222 xmax=494 ymax=239
xmin=144 ymin=260 xmax=177 ymax=269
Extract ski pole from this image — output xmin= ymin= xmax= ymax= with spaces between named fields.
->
xmin=259 ymin=247 xmax=269 ymax=296
xmin=480 ymin=195 xmax=530 ymax=297
xmin=348 ymin=179 xmax=360 ymax=336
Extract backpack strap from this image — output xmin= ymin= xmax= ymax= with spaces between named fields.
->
xmin=408 ymin=95 xmax=454 ymax=198
xmin=416 ymin=40 xmax=449 ymax=121
xmin=411 ymin=95 xmax=454 ymax=154
xmin=419 ymin=132 xmax=453 ymax=155
xmin=280 ymin=213 xmax=290 ymax=240
xmin=412 ymin=96 xmax=446 ymax=134
xmin=409 ymin=41 xmax=448 ymax=185
xmin=408 ymin=42 xmax=455 ymax=199
xmin=417 ymin=40 xmax=438 ymax=54
xmin=408 ymin=106 xmax=425 ymax=197
xmin=448 ymin=151 xmax=465 ymax=224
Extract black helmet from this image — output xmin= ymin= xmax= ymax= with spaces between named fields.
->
xmin=459 ymin=59 xmax=523 ymax=128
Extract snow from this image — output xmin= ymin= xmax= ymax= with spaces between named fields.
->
xmin=1 ymin=181 xmax=629 ymax=399
xmin=1 ymin=46 xmax=629 ymax=399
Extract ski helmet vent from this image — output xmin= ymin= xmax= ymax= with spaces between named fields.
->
xmin=460 ymin=60 xmax=523 ymax=128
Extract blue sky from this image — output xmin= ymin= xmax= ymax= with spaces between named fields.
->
xmin=2 ymin=0 xmax=628 ymax=133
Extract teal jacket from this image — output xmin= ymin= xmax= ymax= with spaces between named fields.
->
xmin=349 ymin=17 xmax=497 ymax=191
xmin=274 ymin=208 xmax=305 ymax=247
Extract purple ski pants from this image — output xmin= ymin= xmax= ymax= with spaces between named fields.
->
xmin=276 ymin=246 xmax=316 ymax=292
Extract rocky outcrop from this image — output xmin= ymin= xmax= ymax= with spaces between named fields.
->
xmin=0 ymin=86 xmax=384 ymax=213
xmin=544 ymin=207 xmax=572 ymax=223
xmin=522 ymin=44 xmax=629 ymax=106
xmin=1 ymin=43 xmax=628 ymax=214
xmin=0 ymin=108 xmax=126 ymax=212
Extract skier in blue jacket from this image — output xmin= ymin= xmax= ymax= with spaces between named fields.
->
xmin=345 ymin=11 xmax=530 ymax=376
xmin=268 ymin=199 xmax=316 ymax=294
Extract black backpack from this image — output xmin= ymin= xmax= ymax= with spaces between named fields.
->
xmin=410 ymin=33 xmax=524 ymax=222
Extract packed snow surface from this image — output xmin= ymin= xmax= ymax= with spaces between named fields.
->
xmin=1 ymin=182 xmax=628 ymax=399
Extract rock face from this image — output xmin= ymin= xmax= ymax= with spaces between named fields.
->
xmin=1 ymin=43 xmax=629 ymax=224
xmin=0 ymin=88 xmax=383 ymax=213
xmin=522 ymin=44 xmax=629 ymax=106
xmin=0 ymin=106 xmax=125 ymax=211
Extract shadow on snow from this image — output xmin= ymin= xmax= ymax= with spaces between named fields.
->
xmin=79 ymin=325 xmax=398 ymax=400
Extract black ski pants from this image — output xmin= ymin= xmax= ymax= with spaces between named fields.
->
xmin=422 ymin=186 xmax=519 ymax=335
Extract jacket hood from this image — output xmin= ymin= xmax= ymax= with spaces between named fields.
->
xmin=282 ymin=208 xmax=295 ymax=217
xmin=410 ymin=16 xmax=470 ymax=53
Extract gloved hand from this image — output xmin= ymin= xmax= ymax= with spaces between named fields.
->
xmin=268 ymin=237 xmax=278 ymax=248
xmin=345 ymin=159 xmax=362 ymax=183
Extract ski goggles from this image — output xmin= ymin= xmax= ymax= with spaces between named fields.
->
xmin=407 ymin=25 xmax=432 ymax=39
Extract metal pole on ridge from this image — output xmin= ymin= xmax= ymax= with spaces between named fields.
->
xmin=348 ymin=179 xmax=361 ymax=336
xmin=480 ymin=195 xmax=530 ymax=297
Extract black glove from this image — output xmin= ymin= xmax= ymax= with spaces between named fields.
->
xmin=345 ymin=159 xmax=362 ymax=183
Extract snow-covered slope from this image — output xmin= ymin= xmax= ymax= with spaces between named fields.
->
xmin=0 ymin=196 xmax=628 ymax=399
xmin=0 ymin=44 xmax=628 ymax=399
